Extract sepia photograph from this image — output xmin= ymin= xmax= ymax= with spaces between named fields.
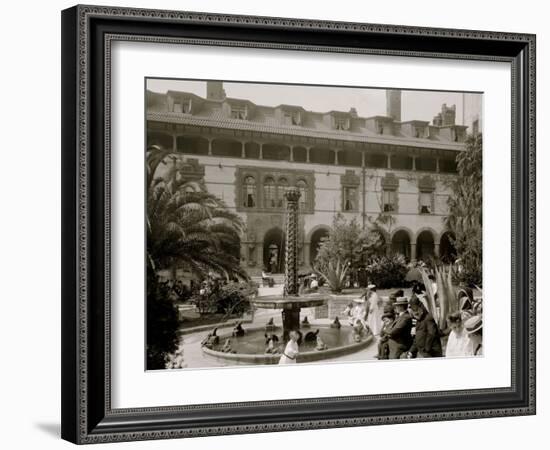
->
xmin=145 ymin=78 xmax=483 ymax=371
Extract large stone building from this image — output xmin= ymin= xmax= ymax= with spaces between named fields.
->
xmin=147 ymin=82 xmax=476 ymax=274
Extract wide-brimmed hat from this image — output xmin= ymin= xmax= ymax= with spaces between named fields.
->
xmin=367 ymin=284 xmax=376 ymax=289
xmin=459 ymin=296 xmax=473 ymax=311
xmin=353 ymin=297 xmax=365 ymax=303
xmin=464 ymin=315 xmax=483 ymax=334
xmin=394 ymin=297 xmax=409 ymax=307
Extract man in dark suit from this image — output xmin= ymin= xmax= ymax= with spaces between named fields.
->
xmin=388 ymin=297 xmax=413 ymax=359
xmin=408 ymin=296 xmax=442 ymax=358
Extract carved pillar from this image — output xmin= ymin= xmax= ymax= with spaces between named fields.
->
xmin=284 ymin=187 xmax=300 ymax=297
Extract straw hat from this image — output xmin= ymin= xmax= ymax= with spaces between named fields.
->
xmin=394 ymin=297 xmax=409 ymax=307
xmin=353 ymin=297 xmax=365 ymax=303
xmin=464 ymin=315 xmax=483 ymax=334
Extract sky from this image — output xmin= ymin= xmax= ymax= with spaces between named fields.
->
xmin=147 ymin=78 xmax=481 ymax=124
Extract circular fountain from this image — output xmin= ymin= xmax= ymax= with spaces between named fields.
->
xmin=202 ymin=187 xmax=373 ymax=364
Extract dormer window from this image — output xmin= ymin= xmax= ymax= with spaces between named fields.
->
xmin=414 ymin=126 xmax=426 ymax=138
xmin=172 ymin=98 xmax=192 ymax=114
xmin=231 ymin=105 xmax=248 ymax=120
xmin=283 ymin=110 xmax=302 ymax=126
xmin=334 ymin=116 xmax=350 ymax=131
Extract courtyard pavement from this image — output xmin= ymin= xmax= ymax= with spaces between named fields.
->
xmin=176 ymin=284 xmax=379 ymax=370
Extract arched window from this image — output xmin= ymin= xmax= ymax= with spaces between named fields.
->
xmin=277 ymin=177 xmax=289 ymax=207
xmin=242 ymin=176 xmax=256 ymax=208
xmin=264 ymin=177 xmax=276 ymax=208
xmin=297 ymin=179 xmax=308 ymax=210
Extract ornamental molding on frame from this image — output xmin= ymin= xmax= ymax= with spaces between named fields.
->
xmin=76 ymin=5 xmax=535 ymax=44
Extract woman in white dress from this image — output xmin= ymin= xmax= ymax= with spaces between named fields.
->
xmin=365 ymin=285 xmax=384 ymax=336
xmin=445 ymin=312 xmax=474 ymax=357
xmin=279 ymin=330 xmax=300 ymax=364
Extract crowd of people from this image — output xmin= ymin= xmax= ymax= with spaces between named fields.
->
xmin=340 ymin=283 xmax=482 ymax=360
xmin=375 ymin=288 xmax=483 ymax=359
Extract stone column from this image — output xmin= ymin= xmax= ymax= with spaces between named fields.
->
xmin=284 ymin=187 xmax=301 ymax=297
xmin=241 ymin=142 xmax=246 ymax=158
xmin=387 ymin=153 xmax=392 ymax=169
xmin=172 ymin=134 xmax=177 ymax=152
xmin=412 ymin=156 xmax=416 ymax=171
xmin=207 ymin=139 xmax=213 ymax=156
xmin=259 ymin=143 xmax=263 ymax=160
xmin=436 ymin=158 xmax=440 ymax=173
xmin=410 ymin=243 xmax=417 ymax=262
xmin=306 ymin=147 xmax=311 ymax=163
xmin=304 ymin=242 xmax=311 ymax=268
xmin=290 ymin=146 xmax=294 ymax=162
xmin=434 ymin=243 xmax=440 ymax=258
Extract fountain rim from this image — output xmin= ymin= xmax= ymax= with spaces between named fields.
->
xmin=251 ymin=293 xmax=328 ymax=309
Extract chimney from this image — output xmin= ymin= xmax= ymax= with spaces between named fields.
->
xmin=206 ymin=81 xmax=226 ymax=100
xmin=386 ymin=90 xmax=401 ymax=122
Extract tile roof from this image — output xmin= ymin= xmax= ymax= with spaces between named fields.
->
xmin=147 ymin=111 xmax=465 ymax=152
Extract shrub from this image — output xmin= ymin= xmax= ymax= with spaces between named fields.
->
xmin=146 ymin=272 xmax=180 ymax=370
xmin=314 ymin=258 xmax=350 ymax=294
xmin=215 ymin=281 xmax=257 ymax=316
xmin=364 ymin=255 xmax=408 ymax=288
xmin=191 ymin=280 xmax=258 ymax=317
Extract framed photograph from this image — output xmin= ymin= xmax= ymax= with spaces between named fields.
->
xmin=61 ymin=4 xmax=536 ymax=444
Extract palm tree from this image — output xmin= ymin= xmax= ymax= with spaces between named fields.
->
xmin=146 ymin=146 xmax=248 ymax=280
xmin=445 ymin=133 xmax=482 ymax=285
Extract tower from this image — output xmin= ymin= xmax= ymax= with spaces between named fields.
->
xmin=206 ymin=81 xmax=226 ymax=101
xmin=386 ymin=89 xmax=402 ymax=121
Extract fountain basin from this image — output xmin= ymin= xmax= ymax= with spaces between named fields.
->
xmin=201 ymin=324 xmax=373 ymax=365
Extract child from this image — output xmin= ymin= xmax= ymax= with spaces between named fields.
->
xmin=279 ymin=330 xmax=300 ymax=364
xmin=377 ymin=311 xmax=395 ymax=359
xmin=445 ymin=312 xmax=473 ymax=357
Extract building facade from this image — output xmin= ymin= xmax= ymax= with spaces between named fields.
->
xmin=147 ymin=82 xmax=475 ymax=274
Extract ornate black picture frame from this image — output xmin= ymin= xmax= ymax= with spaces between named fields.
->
xmin=61 ymin=4 xmax=536 ymax=444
